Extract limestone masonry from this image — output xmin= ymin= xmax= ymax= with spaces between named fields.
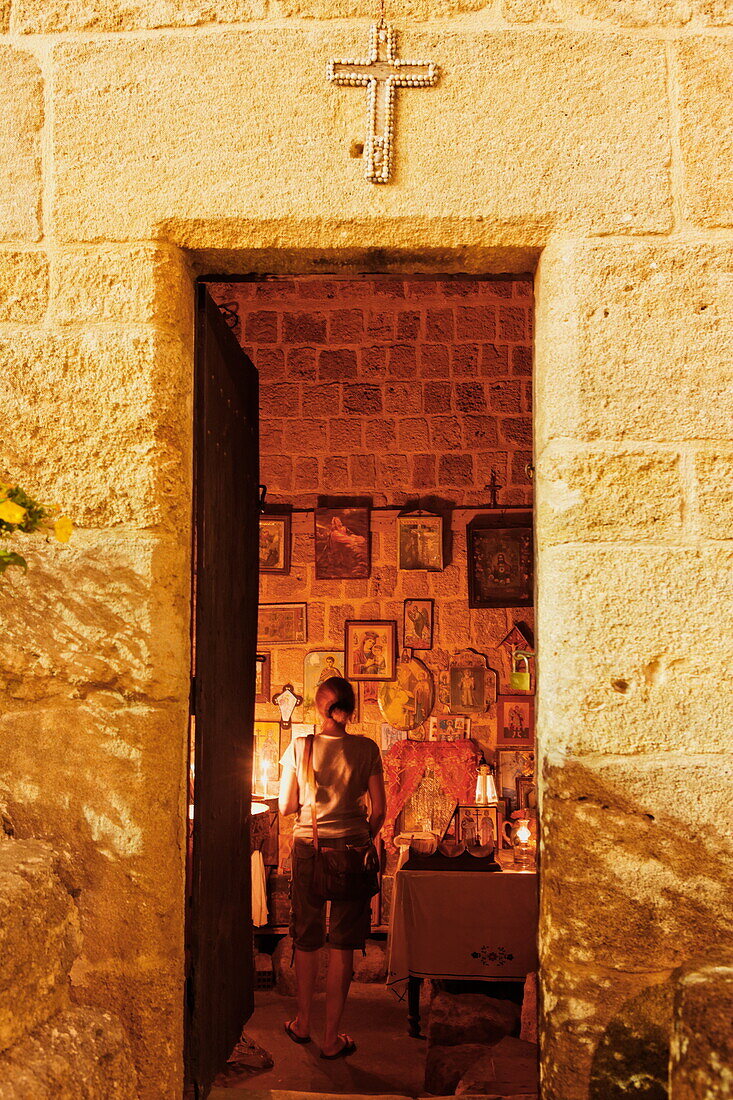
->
xmin=0 ymin=0 xmax=731 ymax=1096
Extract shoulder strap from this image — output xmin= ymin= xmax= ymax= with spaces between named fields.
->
xmin=303 ymin=734 xmax=319 ymax=851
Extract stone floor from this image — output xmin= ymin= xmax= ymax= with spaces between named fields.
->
xmin=210 ymin=986 xmax=427 ymax=1097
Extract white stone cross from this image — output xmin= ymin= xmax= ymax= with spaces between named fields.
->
xmin=327 ymin=23 xmax=439 ymax=185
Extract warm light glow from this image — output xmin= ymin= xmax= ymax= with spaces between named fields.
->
xmin=485 ymin=774 xmax=498 ymax=803
xmin=517 ymin=824 xmax=532 ymax=845
xmin=260 ymin=759 xmax=269 ymax=798
xmin=251 ymin=800 xmax=269 ymax=816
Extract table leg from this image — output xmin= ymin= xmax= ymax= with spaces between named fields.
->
xmin=407 ymin=976 xmax=423 ymax=1037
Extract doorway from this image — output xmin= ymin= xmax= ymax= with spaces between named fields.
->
xmin=187 ymin=273 xmax=537 ymax=1097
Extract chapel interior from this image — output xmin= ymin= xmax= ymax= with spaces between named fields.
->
xmin=203 ymin=272 xmax=539 ymax=1097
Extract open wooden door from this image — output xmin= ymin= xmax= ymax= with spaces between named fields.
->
xmin=185 ymin=285 xmax=260 ymax=1097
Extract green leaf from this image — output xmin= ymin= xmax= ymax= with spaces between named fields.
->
xmin=0 ymin=550 xmax=27 ymax=575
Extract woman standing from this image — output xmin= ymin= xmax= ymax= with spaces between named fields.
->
xmin=278 ymin=677 xmax=386 ymax=1059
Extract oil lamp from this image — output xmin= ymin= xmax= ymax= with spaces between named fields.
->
xmin=503 ymin=816 xmax=536 ymax=868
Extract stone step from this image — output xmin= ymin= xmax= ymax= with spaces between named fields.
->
xmin=0 ymin=1006 xmax=137 ymax=1099
xmin=0 ymin=840 xmax=80 ymax=1054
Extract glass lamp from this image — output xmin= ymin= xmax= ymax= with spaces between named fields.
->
xmin=475 ymin=763 xmax=498 ymax=805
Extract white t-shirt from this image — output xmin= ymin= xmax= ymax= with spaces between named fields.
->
xmin=280 ymin=732 xmax=383 ymax=842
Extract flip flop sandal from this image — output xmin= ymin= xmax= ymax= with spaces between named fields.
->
xmin=320 ymin=1036 xmax=357 ymax=1060
xmin=284 ymin=1021 xmax=311 ymax=1045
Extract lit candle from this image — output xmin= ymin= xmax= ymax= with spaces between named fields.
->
xmin=516 ymin=823 xmax=532 ymax=845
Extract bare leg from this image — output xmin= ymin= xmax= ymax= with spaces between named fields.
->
xmin=322 ymin=947 xmax=355 ymax=1055
xmin=291 ymin=948 xmax=320 ymax=1038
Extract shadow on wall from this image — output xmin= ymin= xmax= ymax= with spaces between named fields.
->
xmin=540 ymin=756 xmax=733 ymax=1100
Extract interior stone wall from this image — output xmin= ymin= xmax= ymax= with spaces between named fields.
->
xmin=0 ymin=1 xmax=730 ymax=1098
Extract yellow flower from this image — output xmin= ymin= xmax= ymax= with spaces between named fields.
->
xmin=54 ymin=515 xmax=73 ymax=543
xmin=0 ymin=499 xmax=27 ymax=525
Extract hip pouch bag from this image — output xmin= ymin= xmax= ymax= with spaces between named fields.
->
xmin=302 ymin=734 xmax=380 ymax=903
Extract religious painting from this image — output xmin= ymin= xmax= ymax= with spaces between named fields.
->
xmin=403 ymin=598 xmax=434 ymax=650
xmin=467 ymin=511 xmax=533 ymax=608
xmin=456 ymin=804 xmax=499 ymax=854
xmin=362 ymin=681 xmax=379 ymax=706
xmin=253 ymin=720 xmax=281 ymax=799
xmin=303 ymin=649 xmax=345 ymax=722
xmin=381 ymin=723 xmax=404 ymax=751
xmin=498 ymin=750 xmax=535 ymax=804
xmin=498 ymin=798 xmax=513 ymax=849
xmin=345 ymin=620 xmax=397 ymax=681
xmin=259 ymin=512 xmax=291 ymax=575
xmin=255 ymin=652 xmax=271 ymax=704
xmin=258 ymin=602 xmax=307 ymax=645
xmin=497 ymin=695 xmax=535 ymax=749
xmin=315 ymin=505 xmax=370 ymax=579
xmin=397 ymin=511 xmax=444 ymax=571
xmin=378 ymin=652 xmax=435 ymax=731
xmin=448 ymin=649 xmax=499 ymax=714
xmin=428 ymin=714 xmax=471 ymax=742
xmin=516 ymin=775 xmax=537 ymax=811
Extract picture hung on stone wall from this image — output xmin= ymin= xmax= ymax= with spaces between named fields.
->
xmin=345 ymin=620 xmax=397 ymax=681
xmin=361 ymin=681 xmax=379 ymax=706
xmin=498 ymin=750 xmax=535 ymax=805
xmin=381 ymin=723 xmax=404 ymax=751
xmin=496 ymin=695 xmax=535 ymax=749
xmin=397 ymin=510 xmax=444 ymax=571
xmin=303 ymin=650 xmax=345 ymax=722
xmin=255 ymin=652 xmax=271 ymax=703
xmin=516 ymin=775 xmax=537 ymax=812
xmin=428 ymin=714 xmax=471 ymax=741
xmin=315 ymin=504 xmax=370 ymax=579
xmin=467 ymin=511 xmax=533 ymax=608
xmin=378 ymin=651 xmax=435 ymax=731
xmin=403 ymin=598 xmax=434 ymax=650
xmin=259 ymin=512 xmax=291 ymax=574
xmin=448 ymin=649 xmax=499 ymax=714
xmin=258 ymin=602 xmax=307 ymax=644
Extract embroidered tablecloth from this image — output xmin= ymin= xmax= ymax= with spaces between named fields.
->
xmin=387 ymin=863 xmax=538 ymax=993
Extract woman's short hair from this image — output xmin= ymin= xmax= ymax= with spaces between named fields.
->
xmin=315 ymin=676 xmax=356 ymax=723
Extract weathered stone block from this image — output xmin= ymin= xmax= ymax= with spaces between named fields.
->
xmin=456 ymin=1036 xmax=538 ymax=1095
xmin=0 ymin=250 xmax=48 ymax=320
xmin=540 ymin=754 xmax=733 ymax=974
xmin=0 ymin=535 xmax=190 ymax=702
xmin=678 ymin=40 xmax=733 ymax=226
xmin=0 ymin=47 xmax=43 ymax=242
xmin=0 ymin=1006 xmax=137 ymax=1099
xmin=540 ymin=966 xmax=673 ymax=1100
xmin=537 ymin=545 xmax=733 ymax=754
xmin=537 ymin=447 xmax=683 ymax=544
xmin=15 ymin=0 xmax=486 ymax=32
xmin=51 ymin=244 xmax=193 ymax=329
xmin=428 ymin=991 xmax=518 ymax=1047
xmin=0 ymin=841 xmax=79 ymax=1053
xmin=424 ymin=1043 xmax=491 ymax=1095
xmin=695 ymin=451 xmax=733 ymax=538
xmin=670 ymin=963 xmax=733 ymax=1100
xmin=535 ymin=241 xmax=733 ymax=446
xmin=503 ymin=0 xmax=694 ymax=25
xmin=0 ymin=328 xmax=192 ymax=528
xmin=51 ymin=31 xmax=670 ymax=243
xmin=70 ymin=967 xmax=177 ymax=1100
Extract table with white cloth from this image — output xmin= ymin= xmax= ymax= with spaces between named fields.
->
xmin=387 ymin=858 xmax=538 ymax=1035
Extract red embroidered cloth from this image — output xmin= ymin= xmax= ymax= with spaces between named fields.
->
xmin=383 ymin=740 xmax=480 ymax=850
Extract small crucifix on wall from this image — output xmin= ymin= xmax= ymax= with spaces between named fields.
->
xmin=327 ymin=22 xmax=439 ymax=184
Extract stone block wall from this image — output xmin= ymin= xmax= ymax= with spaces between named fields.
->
xmin=0 ymin=0 xmax=731 ymax=1095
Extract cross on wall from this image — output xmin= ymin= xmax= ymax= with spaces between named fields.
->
xmin=327 ymin=23 xmax=439 ymax=184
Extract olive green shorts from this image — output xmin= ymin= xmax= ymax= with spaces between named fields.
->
xmin=289 ymin=838 xmax=372 ymax=952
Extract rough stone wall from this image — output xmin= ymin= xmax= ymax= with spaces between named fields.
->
xmin=0 ymin=0 xmax=730 ymax=1097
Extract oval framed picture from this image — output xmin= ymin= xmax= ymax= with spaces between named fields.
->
xmin=378 ymin=651 xmax=435 ymax=731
